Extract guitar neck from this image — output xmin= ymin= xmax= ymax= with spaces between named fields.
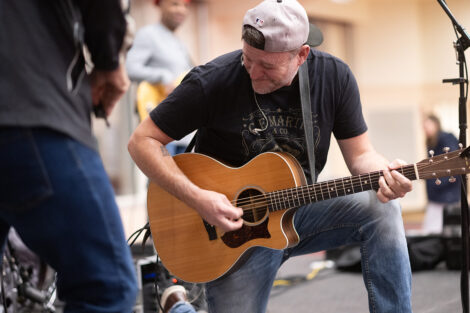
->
xmin=266 ymin=164 xmax=417 ymax=212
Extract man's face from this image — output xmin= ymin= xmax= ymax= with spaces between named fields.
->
xmin=242 ymin=42 xmax=301 ymax=95
xmin=160 ymin=0 xmax=189 ymax=31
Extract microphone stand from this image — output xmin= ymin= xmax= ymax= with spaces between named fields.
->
xmin=437 ymin=1 xmax=470 ymax=312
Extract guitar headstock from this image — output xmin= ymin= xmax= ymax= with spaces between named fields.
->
xmin=416 ymin=146 xmax=470 ymax=181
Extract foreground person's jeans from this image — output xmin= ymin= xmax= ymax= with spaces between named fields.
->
xmin=0 ymin=128 xmax=138 ymax=313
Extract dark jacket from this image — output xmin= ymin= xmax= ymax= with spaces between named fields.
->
xmin=0 ymin=0 xmax=127 ymax=149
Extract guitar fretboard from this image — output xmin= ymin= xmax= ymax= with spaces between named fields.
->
xmin=266 ymin=164 xmax=417 ymax=212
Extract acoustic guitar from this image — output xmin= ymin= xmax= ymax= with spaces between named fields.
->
xmin=147 ymin=146 xmax=470 ymax=283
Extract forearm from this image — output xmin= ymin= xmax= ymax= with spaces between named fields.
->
xmin=128 ymin=130 xmax=201 ymax=205
xmin=338 ymin=132 xmax=412 ymax=203
xmin=128 ymin=119 xmax=244 ymax=231
xmin=348 ymin=149 xmax=390 ymax=175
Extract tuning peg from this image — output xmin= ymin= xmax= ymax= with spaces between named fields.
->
xmin=435 ymin=178 xmax=442 ymax=185
xmin=459 ymin=143 xmax=463 ymax=149
xmin=443 ymin=147 xmax=450 ymax=153
xmin=449 ymin=176 xmax=457 ymax=183
xmin=429 ymin=150 xmax=434 ymax=162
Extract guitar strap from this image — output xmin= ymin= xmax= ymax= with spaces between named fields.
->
xmin=299 ymin=61 xmax=317 ymax=183
xmin=184 ymin=131 xmax=198 ymax=153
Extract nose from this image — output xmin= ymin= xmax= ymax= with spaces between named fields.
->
xmin=248 ymin=64 xmax=264 ymax=80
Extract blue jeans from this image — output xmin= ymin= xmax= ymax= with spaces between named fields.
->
xmin=0 ymin=128 xmax=138 ymax=312
xmin=206 ymin=191 xmax=412 ymax=313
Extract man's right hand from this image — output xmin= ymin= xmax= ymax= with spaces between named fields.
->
xmin=192 ymin=190 xmax=244 ymax=233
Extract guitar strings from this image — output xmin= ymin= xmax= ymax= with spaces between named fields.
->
xmin=231 ymin=167 xmax=411 ymax=207
xmin=238 ymin=171 xmax=412 ymax=213
xmin=230 ymin=157 xmax=463 ymax=217
xmin=234 ymin=155 xmax=462 ymax=208
xmin=232 ymin=170 xmax=402 ymax=215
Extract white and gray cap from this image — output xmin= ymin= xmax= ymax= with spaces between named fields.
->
xmin=243 ymin=0 xmax=323 ymax=52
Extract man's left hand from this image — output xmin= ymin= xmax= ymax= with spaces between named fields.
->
xmin=377 ymin=159 xmax=413 ymax=203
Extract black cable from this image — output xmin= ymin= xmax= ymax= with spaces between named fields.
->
xmin=127 ymin=222 xmax=150 ymax=246
xmin=154 ymin=255 xmax=164 ymax=313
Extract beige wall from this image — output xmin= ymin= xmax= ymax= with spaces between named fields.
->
xmin=129 ymin=0 xmax=470 ymax=108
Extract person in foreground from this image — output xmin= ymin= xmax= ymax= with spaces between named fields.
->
xmin=128 ymin=0 xmax=413 ymax=312
xmin=0 ymin=0 xmax=137 ymax=311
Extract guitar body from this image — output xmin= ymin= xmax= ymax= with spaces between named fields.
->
xmin=147 ymin=152 xmax=307 ymax=283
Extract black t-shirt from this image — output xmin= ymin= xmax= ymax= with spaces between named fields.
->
xmin=150 ymin=49 xmax=367 ymax=182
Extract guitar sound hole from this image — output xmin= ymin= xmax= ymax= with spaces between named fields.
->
xmin=236 ymin=188 xmax=268 ymax=223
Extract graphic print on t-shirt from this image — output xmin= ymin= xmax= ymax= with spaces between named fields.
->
xmin=241 ymin=106 xmax=319 ymax=168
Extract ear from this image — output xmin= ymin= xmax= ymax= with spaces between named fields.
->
xmin=297 ymin=45 xmax=310 ymax=66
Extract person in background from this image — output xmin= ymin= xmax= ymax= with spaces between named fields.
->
xmin=126 ymin=0 xmax=194 ymax=155
xmin=0 ymin=0 xmax=138 ymax=311
xmin=128 ymin=0 xmax=414 ymax=312
xmin=422 ymin=114 xmax=461 ymax=234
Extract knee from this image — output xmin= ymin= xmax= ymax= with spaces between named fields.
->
xmin=356 ymin=191 xmax=402 ymax=221
xmin=376 ymin=198 xmax=402 ymax=221
xmin=355 ymin=192 xmax=405 ymax=240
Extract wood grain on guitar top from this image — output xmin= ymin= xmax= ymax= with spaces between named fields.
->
xmin=147 ymin=152 xmax=307 ymax=283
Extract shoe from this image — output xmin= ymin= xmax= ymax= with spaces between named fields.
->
xmin=159 ymin=285 xmax=188 ymax=313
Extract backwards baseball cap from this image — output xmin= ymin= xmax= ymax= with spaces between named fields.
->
xmin=243 ymin=0 xmax=323 ymax=52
